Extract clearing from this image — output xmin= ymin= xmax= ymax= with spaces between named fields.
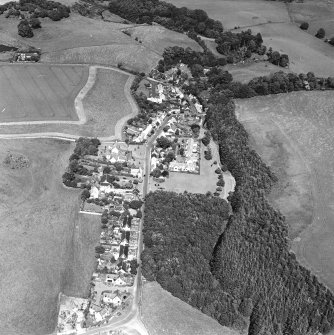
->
xmin=0 ymin=64 xmax=88 ymax=123
xmin=236 ymin=90 xmax=334 ymax=292
xmin=0 ymin=139 xmax=100 ymax=335
xmin=142 ymin=281 xmax=240 ymax=335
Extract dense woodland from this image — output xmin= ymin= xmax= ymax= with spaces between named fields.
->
xmin=142 ymin=42 xmax=334 ymax=334
xmin=141 ymin=192 xmax=251 ymax=330
xmin=108 ymin=0 xmax=223 ymax=38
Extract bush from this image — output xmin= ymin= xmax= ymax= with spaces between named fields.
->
xmin=29 ymin=17 xmax=41 ymax=28
xmin=315 ymin=28 xmax=325 ymax=39
xmin=17 ymin=20 xmax=33 ymax=37
xmin=300 ymin=22 xmax=309 ymax=30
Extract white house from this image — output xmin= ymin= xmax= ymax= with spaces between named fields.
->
xmin=90 ymin=186 xmax=99 ymax=199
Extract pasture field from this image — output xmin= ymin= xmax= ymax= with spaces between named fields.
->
xmin=0 ymin=139 xmax=100 ymax=335
xmin=168 ymin=0 xmax=334 ymax=77
xmin=82 ymin=68 xmax=134 ymax=137
xmin=226 ymin=61 xmax=290 ymax=83
xmin=0 ymin=13 xmax=201 ymax=73
xmin=142 ymin=281 xmax=240 ymax=335
xmin=0 ymin=64 xmax=88 ymax=123
xmin=167 ymin=0 xmax=289 ymax=30
xmin=123 ymin=25 xmax=203 ymax=54
xmin=288 ymin=0 xmax=334 ymax=37
xmin=236 ymin=91 xmax=334 ymax=292
xmin=0 ymin=67 xmax=137 ymax=138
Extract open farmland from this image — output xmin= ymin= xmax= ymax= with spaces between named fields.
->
xmin=0 ymin=64 xmax=88 ymax=123
xmin=0 ymin=139 xmax=100 ymax=335
xmin=82 ymin=68 xmax=135 ymax=137
xmin=0 ymin=67 xmax=137 ymax=138
xmin=123 ymin=25 xmax=203 ymax=55
xmin=167 ymin=0 xmax=289 ymax=30
xmin=168 ymin=0 xmax=334 ymax=77
xmin=0 ymin=13 xmax=201 ymax=73
xmin=236 ymin=91 xmax=334 ymax=292
xmin=142 ymin=281 xmax=240 ymax=335
xmin=288 ymin=0 xmax=334 ymax=37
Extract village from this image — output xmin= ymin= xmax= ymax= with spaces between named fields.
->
xmin=56 ymin=62 xmax=234 ymax=334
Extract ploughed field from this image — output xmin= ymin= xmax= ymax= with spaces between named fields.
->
xmin=0 ymin=139 xmax=100 ymax=335
xmin=236 ymin=91 xmax=334 ymax=292
xmin=0 ymin=64 xmax=88 ymax=123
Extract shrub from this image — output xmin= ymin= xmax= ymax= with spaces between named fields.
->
xmin=315 ymin=28 xmax=325 ymax=39
xmin=29 ymin=17 xmax=41 ymax=28
xmin=300 ymin=22 xmax=309 ymax=30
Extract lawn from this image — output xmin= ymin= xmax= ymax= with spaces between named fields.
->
xmin=142 ymin=281 xmax=240 ymax=335
xmin=0 ymin=64 xmax=88 ymax=122
xmin=236 ymin=90 xmax=334 ymax=292
xmin=0 ymin=139 xmax=101 ymax=335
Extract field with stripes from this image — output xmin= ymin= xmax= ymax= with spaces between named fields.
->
xmin=0 ymin=65 xmax=88 ymax=122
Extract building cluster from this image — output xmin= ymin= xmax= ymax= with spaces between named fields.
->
xmin=77 ymin=142 xmax=144 ymax=214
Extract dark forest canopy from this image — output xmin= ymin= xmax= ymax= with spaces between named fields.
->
xmin=108 ymin=0 xmax=223 ymax=38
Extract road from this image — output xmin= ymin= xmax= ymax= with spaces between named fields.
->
xmin=82 ymin=118 xmax=170 ymax=335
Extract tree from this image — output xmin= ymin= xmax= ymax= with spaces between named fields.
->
xmin=114 ymin=162 xmax=123 ymax=171
xmin=151 ymin=168 xmax=161 ymax=178
xmin=315 ymin=28 xmax=325 ymax=39
xmin=81 ymin=189 xmax=90 ymax=201
xmin=239 ymin=298 xmax=254 ymax=317
xmin=279 ymin=54 xmax=289 ymax=67
xmin=103 ymin=166 xmax=111 ymax=174
xmin=29 ymin=17 xmax=41 ymax=29
xmin=217 ymin=179 xmax=225 ymax=187
xmin=215 ymin=168 xmax=222 ymax=174
xmin=95 ymin=246 xmax=105 ymax=254
xmin=300 ymin=22 xmax=309 ymax=30
xmin=129 ymin=200 xmax=143 ymax=210
xmin=18 ymin=20 xmax=33 ymax=38
xmin=156 ymin=136 xmax=172 ymax=149
xmin=329 ymin=37 xmax=334 ymax=46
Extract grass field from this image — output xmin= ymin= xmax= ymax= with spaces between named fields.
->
xmin=142 ymin=281 xmax=240 ymax=335
xmin=0 ymin=64 xmax=88 ymax=123
xmin=0 ymin=13 xmax=201 ymax=73
xmin=226 ymin=62 xmax=290 ymax=83
xmin=123 ymin=25 xmax=203 ymax=54
xmin=288 ymin=0 xmax=334 ymax=37
xmin=0 ymin=67 xmax=136 ymax=138
xmin=82 ymin=68 xmax=133 ymax=137
xmin=236 ymin=91 xmax=334 ymax=292
xmin=167 ymin=0 xmax=289 ymax=30
xmin=0 ymin=139 xmax=101 ymax=335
